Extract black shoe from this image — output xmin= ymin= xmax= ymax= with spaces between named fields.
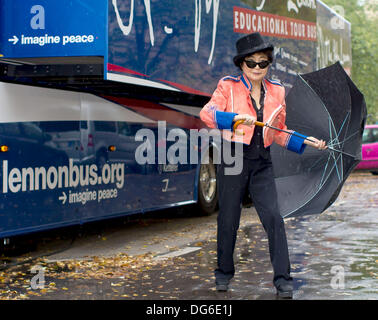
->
xmin=215 ymin=280 xmax=229 ymax=292
xmin=276 ymin=283 xmax=293 ymax=299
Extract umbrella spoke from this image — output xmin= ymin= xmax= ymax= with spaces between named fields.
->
xmin=327 ymin=112 xmax=350 ymax=150
xmin=335 ymin=130 xmax=360 ymax=146
xmin=318 ymin=152 xmax=332 ymax=190
xmin=331 ymin=149 xmax=343 ymax=182
xmin=337 ymin=112 xmax=350 ymax=139
xmin=318 ymin=150 xmax=343 ymax=191
xmin=328 ymin=116 xmax=340 ymax=149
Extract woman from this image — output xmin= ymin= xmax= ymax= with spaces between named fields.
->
xmin=199 ymin=32 xmax=326 ymax=298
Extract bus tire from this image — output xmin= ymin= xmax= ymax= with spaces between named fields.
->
xmin=197 ymin=157 xmax=218 ymax=216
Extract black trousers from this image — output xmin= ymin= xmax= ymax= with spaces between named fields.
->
xmin=215 ymin=154 xmax=292 ymax=288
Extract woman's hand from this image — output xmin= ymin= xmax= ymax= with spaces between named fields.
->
xmin=233 ymin=114 xmax=256 ymax=126
xmin=305 ymin=137 xmax=328 ymax=150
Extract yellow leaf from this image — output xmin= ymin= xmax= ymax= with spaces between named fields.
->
xmin=111 ymin=282 xmax=123 ymax=287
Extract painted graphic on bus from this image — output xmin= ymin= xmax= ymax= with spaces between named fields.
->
xmin=0 ymin=0 xmax=106 ymax=58
xmin=107 ymin=0 xmax=318 ymax=94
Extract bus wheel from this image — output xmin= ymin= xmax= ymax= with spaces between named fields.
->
xmin=197 ymin=158 xmax=218 ymax=215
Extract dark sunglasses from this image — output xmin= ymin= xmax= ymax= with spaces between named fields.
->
xmin=244 ymin=60 xmax=270 ymax=69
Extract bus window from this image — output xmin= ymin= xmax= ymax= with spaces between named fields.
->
xmin=80 ymin=121 xmax=88 ymax=129
xmin=3 ymin=123 xmax=21 ymax=137
xmin=94 ymin=121 xmax=117 ymax=132
xmin=117 ymin=122 xmax=132 ymax=136
xmin=39 ymin=121 xmax=79 ymax=132
xmin=21 ymin=123 xmax=45 ymax=141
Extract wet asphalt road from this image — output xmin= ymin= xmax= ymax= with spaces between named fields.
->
xmin=0 ymin=171 xmax=377 ymax=300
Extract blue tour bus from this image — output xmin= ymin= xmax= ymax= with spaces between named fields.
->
xmin=0 ymin=0 xmax=351 ymax=239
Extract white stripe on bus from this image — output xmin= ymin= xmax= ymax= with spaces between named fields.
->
xmin=0 ymin=82 xmax=155 ymax=123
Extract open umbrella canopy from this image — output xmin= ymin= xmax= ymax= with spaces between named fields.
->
xmin=270 ymin=62 xmax=367 ymax=218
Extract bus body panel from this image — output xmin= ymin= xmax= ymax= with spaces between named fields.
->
xmin=0 ymin=0 xmax=352 ymax=238
xmin=0 ymin=81 xmax=199 ymax=237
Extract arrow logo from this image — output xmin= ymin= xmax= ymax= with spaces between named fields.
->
xmin=59 ymin=192 xmax=67 ymax=204
xmin=8 ymin=35 xmax=19 ymax=45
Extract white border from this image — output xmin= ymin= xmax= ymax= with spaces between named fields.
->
xmin=106 ymin=72 xmax=181 ymax=92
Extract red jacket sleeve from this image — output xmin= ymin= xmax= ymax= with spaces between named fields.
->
xmin=200 ymin=80 xmax=229 ymax=129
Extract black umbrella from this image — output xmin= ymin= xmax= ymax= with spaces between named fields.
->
xmin=269 ymin=62 xmax=367 ymax=217
xmin=233 ymin=62 xmax=367 ymax=217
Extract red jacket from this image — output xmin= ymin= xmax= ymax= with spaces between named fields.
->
xmin=199 ymin=73 xmax=307 ymax=153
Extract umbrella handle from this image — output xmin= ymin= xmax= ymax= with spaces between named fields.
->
xmin=232 ymin=120 xmax=265 ymax=138
xmin=232 ymin=120 xmax=265 ymax=131
xmin=254 ymin=121 xmax=265 ymax=127
xmin=233 ymin=119 xmax=245 ymax=131
xmin=231 ymin=120 xmax=246 ymax=138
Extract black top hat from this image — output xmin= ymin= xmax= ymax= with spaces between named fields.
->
xmin=233 ymin=32 xmax=274 ymax=67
